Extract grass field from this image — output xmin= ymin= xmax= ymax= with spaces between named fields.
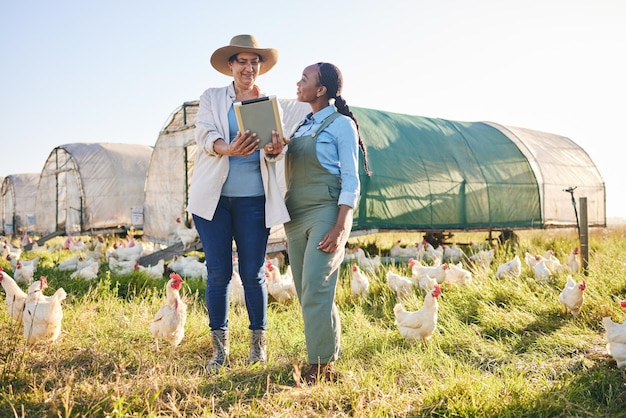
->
xmin=1 ymin=226 xmax=626 ymax=417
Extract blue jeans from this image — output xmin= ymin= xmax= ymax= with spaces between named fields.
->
xmin=192 ymin=195 xmax=269 ymax=331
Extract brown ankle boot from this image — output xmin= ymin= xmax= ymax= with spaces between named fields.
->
xmin=301 ymin=362 xmax=336 ymax=385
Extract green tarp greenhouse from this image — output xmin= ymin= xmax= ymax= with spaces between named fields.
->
xmin=352 ymin=107 xmax=605 ymax=232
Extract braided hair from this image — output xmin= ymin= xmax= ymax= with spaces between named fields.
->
xmin=317 ymin=62 xmax=371 ymax=175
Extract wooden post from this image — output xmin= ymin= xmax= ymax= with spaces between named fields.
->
xmin=579 ymin=197 xmax=589 ymax=275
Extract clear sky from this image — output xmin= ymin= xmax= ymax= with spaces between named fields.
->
xmin=1 ymin=0 xmax=624 ymax=218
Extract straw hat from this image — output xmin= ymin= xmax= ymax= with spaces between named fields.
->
xmin=210 ymin=34 xmax=278 ymax=76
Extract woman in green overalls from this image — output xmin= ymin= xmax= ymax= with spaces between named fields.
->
xmin=283 ymin=62 xmax=371 ymax=385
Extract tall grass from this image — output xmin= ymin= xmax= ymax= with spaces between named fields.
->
xmin=1 ymin=227 xmax=625 ymax=417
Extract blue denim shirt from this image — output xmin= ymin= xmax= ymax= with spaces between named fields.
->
xmin=292 ymin=105 xmax=360 ymax=208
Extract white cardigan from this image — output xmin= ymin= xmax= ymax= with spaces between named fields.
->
xmin=187 ymin=83 xmax=290 ymax=228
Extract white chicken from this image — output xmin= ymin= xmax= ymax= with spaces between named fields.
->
xmin=414 ymin=263 xmax=449 ymax=284
xmin=111 ymin=236 xmax=143 ymax=262
xmin=542 ymin=248 xmax=561 ymax=273
xmin=176 ymin=216 xmax=199 ymax=249
xmin=602 ymin=314 xmax=626 ymax=374
xmin=603 ymin=308 xmax=626 ymax=345
xmin=389 ymin=240 xmax=417 ymax=258
xmin=2 ymin=241 xmax=21 ymax=261
xmin=389 ymin=240 xmax=404 ymax=258
xmin=266 ymin=255 xmax=281 ymax=270
xmin=57 ymin=254 xmax=82 ymax=272
xmin=5 ymin=254 xmax=16 ymax=270
xmin=283 ymin=264 xmax=293 ymax=280
xmin=167 ymin=255 xmax=207 ymax=280
xmin=442 ymin=243 xmax=464 ymax=264
xmin=229 ymin=269 xmax=245 ymax=307
xmin=14 ymin=259 xmax=36 ymax=285
xmin=394 ymin=284 xmax=442 ymax=342
xmin=413 ymin=241 xmax=427 ymax=263
xmin=150 ymin=273 xmax=187 ymax=352
xmin=70 ymin=259 xmax=101 ymax=280
xmin=76 ymin=256 xmax=97 ymax=271
xmin=386 ymin=270 xmax=417 ymax=300
xmin=524 ymin=252 xmax=539 ymax=270
xmin=533 ymin=256 xmax=551 ymax=282
xmin=62 ymin=233 xmax=73 ymax=251
xmin=21 ymin=231 xmax=32 ymax=247
xmin=265 ymin=261 xmax=297 ymax=304
xmin=183 ymin=257 xmax=208 ymax=280
xmin=71 ymin=237 xmax=88 ymax=253
xmin=351 ymin=263 xmax=370 ymax=298
xmin=495 ymin=255 xmax=522 ymax=279
xmin=342 ymin=245 xmax=364 ymax=263
xmin=0 ymin=267 xmax=27 ymax=322
xmin=422 ymin=241 xmax=444 ymax=265
xmin=558 ymin=275 xmax=586 ymax=317
xmin=108 ymin=256 xmax=137 ymax=275
xmin=135 ymin=259 xmax=166 ymax=280
xmin=469 ymin=248 xmax=495 ymax=269
xmin=7 ymin=254 xmax=39 ymax=272
xmin=469 ymin=241 xmax=488 ymax=252
xmin=416 ymin=240 xmax=443 ymax=266
xmin=564 ymin=247 xmax=580 ymax=273
xmin=22 ymin=277 xmax=67 ymax=345
xmin=167 ymin=254 xmax=190 ymax=274
xmin=444 ymin=262 xmax=472 ymax=285
xmin=418 ymin=274 xmax=438 ymax=292
xmin=105 ymin=240 xmax=123 ymax=260
xmin=407 ymin=257 xmax=424 ymax=278
xmin=65 ymin=233 xmax=88 ymax=253
xmin=356 ymin=251 xmax=381 ymax=273
xmin=85 ymin=236 xmax=107 ymax=263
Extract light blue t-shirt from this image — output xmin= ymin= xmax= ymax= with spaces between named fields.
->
xmin=221 ymin=104 xmax=264 ymax=197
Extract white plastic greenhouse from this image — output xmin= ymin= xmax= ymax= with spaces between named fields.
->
xmin=34 ymin=143 xmax=153 ymax=234
xmin=1 ymin=173 xmax=39 ymax=235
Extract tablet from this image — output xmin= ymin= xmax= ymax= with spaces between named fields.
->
xmin=233 ymin=96 xmax=283 ymax=150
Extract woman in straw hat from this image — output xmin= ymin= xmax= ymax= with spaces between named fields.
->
xmin=282 ymin=62 xmax=370 ymax=385
xmin=187 ymin=34 xmax=287 ymax=371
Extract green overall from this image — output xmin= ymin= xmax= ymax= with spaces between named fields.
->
xmin=284 ymin=112 xmax=352 ymax=364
